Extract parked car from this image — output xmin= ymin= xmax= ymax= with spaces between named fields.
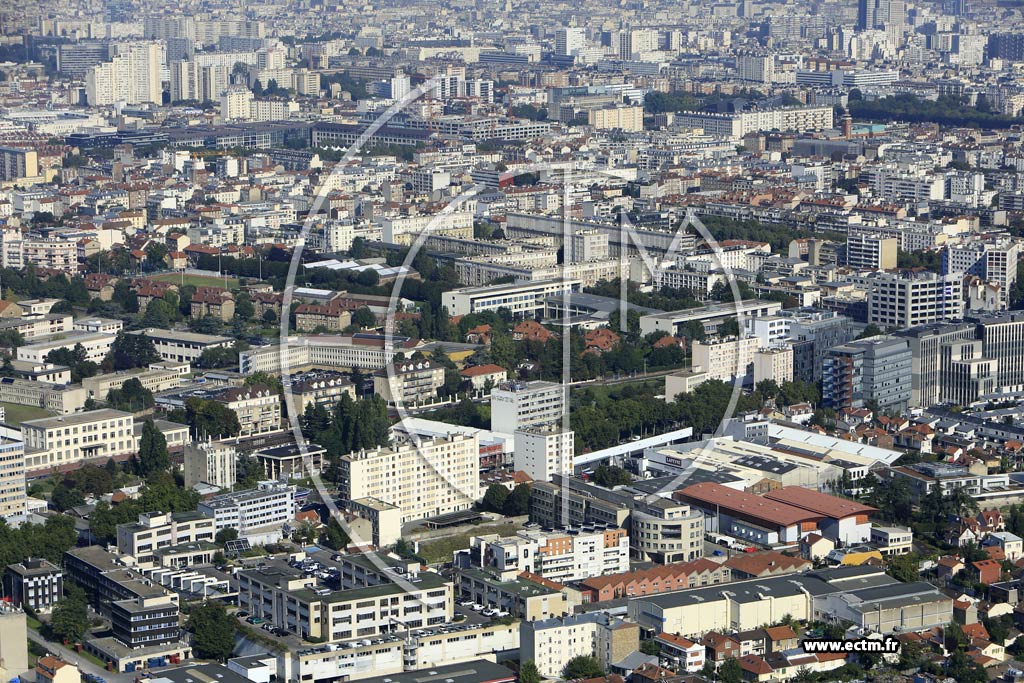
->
xmin=482 ymin=608 xmax=499 ymax=617
xmin=236 ymin=610 xmax=249 ymax=618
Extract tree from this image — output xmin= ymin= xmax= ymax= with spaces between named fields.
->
xmin=234 ymin=293 xmax=255 ymax=321
xmin=639 ymin=640 xmax=661 ymax=656
xmin=591 ymin=465 xmax=632 ymax=488
xmin=718 ymin=658 xmax=743 ymax=683
xmin=519 ymin=661 xmax=542 ymax=683
xmin=136 ymin=419 xmax=170 ymax=476
xmin=321 ymin=516 xmax=350 ymax=550
xmin=49 ymin=585 xmax=89 ymax=643
xmin=107 ymin=378 xmax=155 ymax=412
xmin=145 ymin=242 xmax=168 ymax=268
xmin=105 ymin=332 xmax=160 ymax=372
xmin=481 ymin=484 xmax=509 ymax=513
xmin=188 ymin=602 xmax=237 ymax=661
xmin=216 ymin=528 xmax=239 ymax=545
xmin=142 ymin=298 xmax=177 ymax=328
xmin=889 ymin=553 xmax=919 ymax=583
xmin=185 ymin=397 xmax=242 ymax=439
xmin=561 ymin=655 xmax=604 ymax=680
xmin=351 ymin=307 xmax=377 ymax=328
xmin=504 ymin=484 xmax=531 ymax=516
xmin=857 ymin=323 xmax=883 ymax=339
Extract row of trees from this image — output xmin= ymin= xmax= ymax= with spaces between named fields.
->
xmin=301 ymin=393 xmax=391 ymax=474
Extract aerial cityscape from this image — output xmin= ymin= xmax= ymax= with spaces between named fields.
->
xmin=7 ymin=1 xmax=1024 ymax=683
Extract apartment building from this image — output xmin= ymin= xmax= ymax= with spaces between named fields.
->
xmin=16 ymin=332 xmax=115 ymax=364
xmin=753 ymin=346 xmax=794 ymax=384
xmin=116 ymin=511 xmax=217 ymax=568
xmin=22 ymin=409 xmax=135 ymax=475
xmin=972 ymin=311 xmax=1024 ymax=390
xmin=237 ymin=559 xmax=452 ymax=641
xmin=0 ymin=147 xmax=40 ymax=182
xmin=691 ymin=336 xmax=759 ymax=382
xmin=239 ymin=335 xmax=422 ymax=375
xmin=183 ymin=440 xmax=237 ymax=490
xmin=455 ymin=567 xmax=568 ymax=621
xmin=442 ymin=279 xmax=581 ymax=317
xmin=469 ymin=526 xmax=630 ymax=583
xmin=373 ymin=360 xmax=445 ymax=405
xmin=197 ymin=482 xmax=296 ymax=538
xmin=673 ymin=106 xmax=833 ymax=139
xmin=844 ymin=232 xmax=897 ymax=270
xmin=380 ymin=211 xmax=473 ymax=245
xmin=490 ymin=381 xmax=565 ymax=434
xmin=3 ymin=559 xmax=62 ymax=612
xmin=134 ymin=328 xmax=234 ymax=364
xmin=110 ymin=593 xmax=180 ymax=649
xmin=21 ymin=237 xmax=79 ymax=273
xmin=211 ymin=384 xmax=281 ymax=437
xmin=822 ymin=336 xmax=913 ymax=412
xmin=513 ymin=425 xmax=574 ymax=482
xmin=857 ymin=270 xmax=964 ymax=329
xmin=286 ymin=372 xmax=355 ymax=415
xmin=520 ymin=613 xmax=639 ymax=679
xmin=338 ymin=434 xmax=479 ymax=523
xmin=631 ymin=498 xmax=705 ymax=564
xmin=946 ymin=237 xmax=1020 ymax=307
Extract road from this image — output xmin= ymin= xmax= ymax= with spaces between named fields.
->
xmin=27 ymin=628 xmax=135 ymax=683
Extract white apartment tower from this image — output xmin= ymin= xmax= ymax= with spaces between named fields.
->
xmin=86 ymin=42 xmax=163 ymax=105
xmin=514 ymin=425 xmax=575 ymax=482
xmin=490 ymin=380 xmax=565 ymax=434
xmin=556 ymin=27 xmax=586 ymax=56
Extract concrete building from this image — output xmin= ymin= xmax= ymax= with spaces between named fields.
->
xmin=753 ymin=346 xmax=794 ymax=384
xmin=859 ymin=271 xmax=964 ymax=329
xmin=520 ymin=613 xmax=639 ymax=679
xmin=134 ymin=328 xmax=234 ymax=364
xmin=691 ymin=336 xmax=759 ymax=382
xmin=22 ymin=409 xmax=135 ymax=475
xmin=4 ymin=559 xmax=63 ymax=612
xmin=491 ymin=380 xmax=565 ymax=434
xmin=373 ymin=360 xmax=445 ymax=405
xmin=442 ymin=279 xmax=581 ymax=317
xmin=116 ymin=511 xmax=216 ymax=568
xmin=468 ymin=526 xmax=629 ymax=583
xmin=0 ymin=147 xmax=40 ymax=182
xmin=86 ymin=42 xmax=163 ymax=105
xmin=16 ymin=332 xmax=116 ymax=364
xmin=514 ymin=425 xmax=574 ymax=482
xmin=183 ymin=440 xmax=237 ymax=490
xmin=236 ymin=558 xmax=451 ymax=642
xmin=844 ymin=233 xmax=897 ymax=270
xmin=640 ymin=300 xmax=782 ymax=338
xmin=588 ymin=106 xmax=644 ymax=132
xmin=822 ymin=336 xmax=913 ymax=412
xmin=197 ymin=482 xmax=296 ymax=539
xmin=338 ymin=433 xmax=479 ymax=523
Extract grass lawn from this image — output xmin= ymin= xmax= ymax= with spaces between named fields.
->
xmin=147 ymin=272 xmax=240 ymax=290
xmin=0 ymin=402 xmax=52 ymax=426
xmin=414 ymin=521 xmax=521 ymax=564
xmin=26 ymin=614 xmax=43 ymax=630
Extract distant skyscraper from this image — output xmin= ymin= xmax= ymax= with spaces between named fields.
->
xmin=85 ymin=41 xmax=163 ymax=106
xmin=555 ymin=27 xmax=585 ymax=56
xmin=858 ymin=0 xmax=904 ymax=30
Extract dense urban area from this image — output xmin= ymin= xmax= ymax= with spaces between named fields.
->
xmin=8 ymin=1 xmax=1024 ymax=683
